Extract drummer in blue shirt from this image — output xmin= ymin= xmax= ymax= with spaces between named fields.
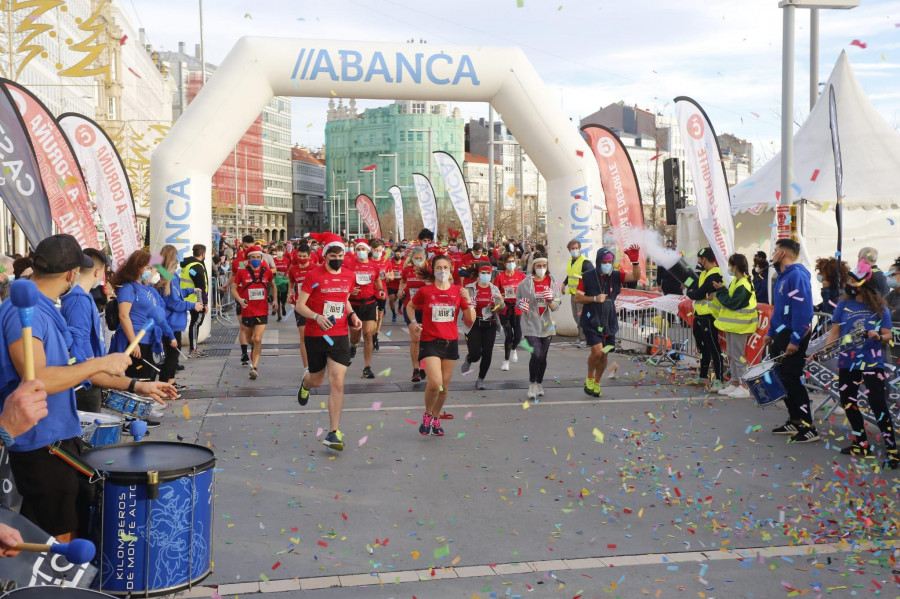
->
xmin=0 ymin=234 xmax=132 ymax=542
xmin=61 ymin=248 xmax=177 ymax=412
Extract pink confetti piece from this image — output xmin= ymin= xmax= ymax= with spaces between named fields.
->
xmin=850 ymin=39 xmax=867 ymax=49
xmin=316 ymin=427 xmax=323 ymax=437
xmin=358 ymin=436 xmax=368 ymax=446
xmin=464 ymin=411 xmax=472 ymax=419
xmin=371 ymin=401 xmax=382 ymax=410
xmin=810 ymin=169 xmax=820 ymax=181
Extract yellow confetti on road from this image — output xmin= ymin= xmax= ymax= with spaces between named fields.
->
xmin=592 ymin=427 xmax=604 ymax=443
xmin=183 ymin=404 xmax=191 ymax=420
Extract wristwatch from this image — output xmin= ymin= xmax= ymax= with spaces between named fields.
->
xmin=0 ymin=425 xmax=15 ymax=447
xmin=128 ymin=378 xmax=138 ymax=393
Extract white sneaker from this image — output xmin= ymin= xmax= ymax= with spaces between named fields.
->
xmin=527 ymin=383 xmax=537 ymax=399
xmin=501 ymin=360 xmax=510 ymax=371
xmin=150 ymin=408 xmax=164 ymax=418
xmin=537 ymin=384 xmax=545 ymax=397
xmin=511 ymin=350 xmax=519 ymax=363
xmin=729 ymin=386 xmax=751 ymax=399
xmin=718 ymin=385 xmax=737 ymax=396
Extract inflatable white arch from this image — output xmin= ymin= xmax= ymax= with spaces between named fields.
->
xmin=150 ymin=37 xmax=602 ymax=337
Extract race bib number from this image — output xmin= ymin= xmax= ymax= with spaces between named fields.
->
xmin=481 ymin=305 xmax=493 ymax=320
xmin=248 ymin=288 xmax=265 ymax=301
xmin=536 ymin=296 xmax=547 ymax=308
xmin=324 ymin=301 xmax=345 ymax=318
xmin=356 ymin=272 xmax=372 ymax=285
xmin=409 ymin=288 xmax=418 ymax=298
xmin=504 ymin=286 xmax=516 ymax=299
xmin=393 ymin=270 xmax=402 ymax=278
xmin=432 ymin=305 xmax=455 ymax=323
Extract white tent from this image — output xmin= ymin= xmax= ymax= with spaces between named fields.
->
xmin=678 ymin=51 xmax=900 ymax=293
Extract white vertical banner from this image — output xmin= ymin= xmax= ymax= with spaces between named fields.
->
xmin=388 ymin=185 xmax=404 ymax=241
xmin=432 ymin=151 xmax=473 ymax=247
xmin=412 ymin=172 xmax=438 ymax=235
xmin=674 ymin=96 xmax=735 ymax=283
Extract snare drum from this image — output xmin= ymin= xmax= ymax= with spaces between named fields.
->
xmin=742 ymin=361 xmax=787 ymax=407
xmin=103 ymin=391 xmax=153 ymax=419
xmin=1 ymin=589 xmax=115 ymax=598
xmin=83 ymin=443 xmax=215 ymax=597
xmin=78 ymin=412 xmax=123 ymax=448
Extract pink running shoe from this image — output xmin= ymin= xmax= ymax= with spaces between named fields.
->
xmin=430 ymin=418 xmax=444 ymax=437
xmin=419 ymin=413 xmax=433 ymax=436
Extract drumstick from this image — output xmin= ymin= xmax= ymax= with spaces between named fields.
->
xmin=124 ymin=318 xmax=156 ymax=356
xmin=12 ymin=539 xmax=95 ymax=564
xmin=141 ymin=359 xmax=161 ymax=373
xmin=9 ymin=279 xmax=39 ymax=381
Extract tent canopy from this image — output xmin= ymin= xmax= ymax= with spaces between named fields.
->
xmin=730 ymin=50 xmax=900 ymax=213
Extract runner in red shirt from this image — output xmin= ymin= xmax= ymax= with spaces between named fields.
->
xmin=369 ymin=239 xmax=393 ymax=351
xmin=296 ymin=234 xmax=362 ymax=452
xmin=273 ymin=244 xmax=291 ymax=321
xmin=287 ymin=242 xmax=317 ymax=372
xmin=495 ymin=252 xmax=526 ymax=372
xmin=398 ymin=246 xmax=428 ymax=382
xmin=461 ymin=262 xmax=504 ymax=389
xmin=408 ymin=254 xmax=475 ymax=437
xmin=386 ymin=250 xmax=404 ymax=323
xmin=231 ymin=246 xmax=277 ymax=380
xmin=223 ymin=234 xmax=256 ymax=364
xmin=344 ymin=239 xmax=385 ymax=379
xmin=459 ymin=243 xmax=486 ymax=288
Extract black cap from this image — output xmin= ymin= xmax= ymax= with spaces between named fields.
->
xmin=32 ymin=234 xmax=93 ymax=274
xmin=697 ymin=247 xmax=716 ymax=262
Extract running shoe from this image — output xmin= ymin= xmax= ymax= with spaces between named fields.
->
xmin=788 ymin=425 xmax=819 ymax=444
xmin=249 ymin=367 xmax=259 ymax=380
xmin=527 ymin=383 xmax=537 ymax=399
xmin=840 ymin=443 xmax=872 ymax=456
xmin=460 ymin=359 xmax=473 ymax=375
xmin=729 ymin=386 xmax=751 ymax=399
xmin=717 ymin=385 xmax=736 ymax=396
xmin=576 ymin=340 xmax=587 ymax=348
xmin=174 ymin=383 xmax=188 ymax=390
xmin=411 ymin=369 xmax=422 ymax=383
xmin=150 ymin=408 xmax=164 ymax=418
xmin=419 ymin=413 xmax=433 ymax=436
xmin=430 ymin=418 xmax=444 ymax=437
xmin=350 ymin=345 xmax=358 ymax=359
xmin=196 ymin=349 xmax=208 ymax=357
xmin=584 ymin=380 xmax=594 ymax=396
xmin=771 ymin=421 xmax=799 ymax=435
xmin=177 ymin=364 xmax=185 ymax=371
xmin=392 ymin=314 xmax=397 ymax=323
xmin=241 ymin=354 xmax=250 ymax=365
xmin=500 ymin=360 xmax=510 ymax=371
xmin=322 ymin=430 xmax=344 ymax=450
xmin=592 ymin=379 xmax=602 ymax=398
xmin=511 ymin=350 xmax=518 ymax=363
xmin=537 ymin=384 xmax=545 ymax=397
xmin=886 ymin=453 xmax=900 ymax=470
xmin=476 ymin=379 xmax=486 ymax=390
xmin=145 ymin=419 xmax=161 ymax=428
xmin=373 ymin=335 xmax=380 ymax=351
xmin=362 ymin=366 xmax=375 ymax=379
xmin=189 ymin=350 xmax=203 ymax=359
xmin=420 ymin=368 xmax=426 ymax=381
xmin=297 ymin=383 xmax=310 ymax=406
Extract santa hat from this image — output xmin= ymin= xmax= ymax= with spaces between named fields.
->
xmin=354 ymin=239 xmax=371 ymax=250
xmin=309 ymin=232 xmax=345 ymax=253
xmin=247 ymin=245 xmax=263 ymax=255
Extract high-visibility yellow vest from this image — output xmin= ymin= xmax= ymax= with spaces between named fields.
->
xmin=693 ymin=266 xmax=723 ymax=318
xmin=566 ymin=255 xmax=587 ymax=295
xmin=714 ymin=276 xmax=758 ymax=334
xmin=180 ymin=259 xmax=206 ymax=303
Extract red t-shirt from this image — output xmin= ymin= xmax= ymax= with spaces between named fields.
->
xmin=411 ymin=284 xmax=470 ymax=341
xmin=533 ymin=276 xmax=552 ymax=316
xmin=459 ymin=253 xmax=481 ymax=287
xmin=449 ymin=252 xmax=464 ymax=286
xmin=387 ymin=259 xmax=404 ymax=290
xmin=234 ymin=265 xmax=274 ymax=317
xmin=300 ymin=266 xmax=355 ymax=337
xmin=495 ymin=270 xmax=526 ymax=314
xmin=288 ymin=261 xmax=316 ymax=299
xmin=273 ymin=256 xmax=290 ymax=277
xmin=344 ymin=258 xmax=381 ymax=301
xmin=471 ymin=284 xmax=499 ymax=322
xmin=401 ymin=264 xmax=426 ymax=302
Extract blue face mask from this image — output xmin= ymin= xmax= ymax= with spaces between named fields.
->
xmin=140 ymin=270 xmax=151 ymax=282
xmin=600 ymin=263 xmax=613 ymax=275
xmin=250 ymin=259 xmax=262 ymax=269
xmin=479 ymin=273 xmax=491 ymax=284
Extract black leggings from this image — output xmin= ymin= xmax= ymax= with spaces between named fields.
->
xmin=277 ymin=289 xmax=288 ymax=315
xmin=840 ymin=368 xmax=897 ymax=451
xmin=526 ymin=336 xmax=551 ymax=383
xmin=693 ymin=314 xmax=723 ymax=381
xmin=465 ymin=323 xmax=497 ymax=379
xmin=499 ymin=306 xmax=522 ymax=360
xmin=188 ymin=309 xmax=205 ymax=351
xmin=126 ymin=343 xmax=157 ymax=380
xmin=159 ymin=331 xmax=182 ymax=382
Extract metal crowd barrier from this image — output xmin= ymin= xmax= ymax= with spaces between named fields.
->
xmin=214 ymin=273 xmax=235 ymax=325
xmin=614 ymin=297 xmax=698 ymax=368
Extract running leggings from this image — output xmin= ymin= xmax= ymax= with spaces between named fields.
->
xmin=188 ymin=309 xmax=205 ymax=351
xmin=526 ymin=335 xmax=551 ymax=383
xmin=499 ymin=306 xmax=522 ymax=360
xmin=840 ymin=368 xmax=897 ymax=451
xmin=465 ymin=323 xmax=497 ymax=379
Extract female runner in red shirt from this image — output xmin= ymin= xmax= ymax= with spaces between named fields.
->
xmin=398 ymin=246 xmax=427 ymax=382
xmin=408 ymin=254 xmax=475 ymax=436
xmin=494 ymin=252 xmax=526 ymax=371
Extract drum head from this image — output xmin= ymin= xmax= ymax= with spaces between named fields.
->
xmin=83 ymin=442 xmax=215 ymax=484
xmin=743 ymin=362 xmax=771 ymax=378
xmin=2 ymin=588 xmax=115 ymax=598
xmin=77 ymin=412 xmax=121 ymax=426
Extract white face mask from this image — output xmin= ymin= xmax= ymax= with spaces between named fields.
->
xmin=149 ymin=272 xmax=161 ymax=285
xmin=276 ymin=252 xmax=284 ymax=258
xmin=412 ymin=258 xmax=425 ymax=267
xmin=373 ymin=251 xmax=383 ymax=260
xmin=435 ymin=270 xmax=450 ymax=282
xmin=506 ymin=262 xmax=516 ymax=271
xmin=535 ymin=268 xmax=547 ymax=278
xmin=570 ymin=249 xmax=580 ymax=259
xmin=357 ymin=250 xmax=368 ymax=260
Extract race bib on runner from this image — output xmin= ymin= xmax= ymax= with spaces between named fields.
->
xmin=323 ymin=301 xmax=345 ymax=318
xmin=356 ymin=272 xmax=372 ymax=285
xmin=409 ymin=288 xmax=418 ymax=298
xmin=481 ymin=305 xmax=493 ymax=320
xmin=536 ymin=296 xmax=547 ymax=308
xmin=432 ymin=305 xmax=454 ymax=323
xmin=504 ymin=286 xmax=516 ymax=299
xmin=248 ymin=288 xmax=265 ymax=301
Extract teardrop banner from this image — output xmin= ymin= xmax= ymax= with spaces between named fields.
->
xmin=354 ymin=193 xmax=382 ymax=239
xmin=412 ymin=173 xmax=438 ymax=235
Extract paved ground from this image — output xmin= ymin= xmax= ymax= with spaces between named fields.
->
xmin=141 ymin=313 xmax=900 ymax=598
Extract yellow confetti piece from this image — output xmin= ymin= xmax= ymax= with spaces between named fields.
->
xmin=320 ymin=402 xmax=327 ymax=409
xmin=507 ymin=185 xmax=517 ymax=197
xmin=592 ymin=427 xmax=604 ymax=443
xmin=377 ymin=368 xmax=392 ymax=377
xmin=411 ymin=550 xmax=419 ymax=559
xmin=522 ymin=400 xmax=530 ymax=410
xmin=183 ymin=404 xmax=191 ymax=420
xmin=567 ymin=427 xmax=574 ymax=437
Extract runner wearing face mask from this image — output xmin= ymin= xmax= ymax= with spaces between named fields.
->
xmin=459 ymin=243 xmax=485 ymax=288
xmin=398 ymin=246 xmax=427 ymax=382
xmin=369 ymin=239 xmax=392 ymax=351
xmin=344 ymin=240 xmax=385 ymax=379
xmin=461 ymin=262 xmax=504 ymax=390
xmin=516 ymin=254 xmax=560 ymax=400
xmin=288 ymin=242 xmax=316 ymax=373
xmin=495 ymin=252 xmax=526 ymax=371
xmin=232 ymin=246 xmax=277 ymax=380
xmin=386 ymin=250 xmax=404 ymax=323
xmin=273 ymin=244 xmax=290 ymax=322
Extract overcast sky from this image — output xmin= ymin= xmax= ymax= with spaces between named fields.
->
xmin=123 ymin=0 xmax=900 ymax=165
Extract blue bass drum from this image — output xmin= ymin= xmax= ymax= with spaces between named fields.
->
xmin=83 ymin=442 xmax=215 ymax=597
xmin=1 ymin=589 xmax=115 ymax=598
xmin=742 ymin=361 xmax=787 ymax=407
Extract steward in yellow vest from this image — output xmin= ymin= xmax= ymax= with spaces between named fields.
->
xmin=685 ymin=247 xmax=725 ymax=388
xmin=714 ymin=276 xmax=758 ymax=334
xmin=566 ymin=254 xmax=587 ymax=295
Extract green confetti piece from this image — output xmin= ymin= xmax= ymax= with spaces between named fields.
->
xmin=457 ymin=432 xmax=466 ymax=439
xmin=519 ymin=339 xmax=534 ymax=353
xmin=259 ymin=573 xmax=269 ymax=582
xmin=433 ymin=545 xmax=450 ymax=558
xmin=154 ymin=264 xmax=175 ymax=280
xmin=684 ymin=277 xmax=694 ymax=287
xmin=516 ymin=0 xmax=524 ymax=6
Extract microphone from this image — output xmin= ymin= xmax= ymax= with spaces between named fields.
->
xmin=13 ymin=538 xmax=96 ymax=564
xmin=124 ymin=318 xmax=155 ymax=356
xmin=9 ymin=279 xmax=39 ymax=381
xmin=129 ymin=419 xmax=147 ymax=441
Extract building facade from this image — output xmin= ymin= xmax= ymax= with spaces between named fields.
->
xmin=717 ymin=133 xmax=754 ymax=187
xmin=325 ymin=99 xmax=464 ymax=240
xmin=290 ymin=147 xmax=327 ymax=236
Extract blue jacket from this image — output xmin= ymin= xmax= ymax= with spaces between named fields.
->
xmin=767 ymin=263 xmax=814 ymax=344
xmin=162 ymin=277 xmax=192 ymax=333
xmin=60 ymin=285 xmax=106 ymax=364
xmin=110 ymin=282 xmax=174 ymax=354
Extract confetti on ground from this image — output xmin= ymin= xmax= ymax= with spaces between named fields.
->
xmin=358 ymin=436 xmax=368 ymax=446
xmin=592 ymin=427 xmax=604 ymax=443
xmin=183 ymin=404 xmax=191 ymax=420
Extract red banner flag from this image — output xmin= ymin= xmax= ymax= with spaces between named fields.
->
xmin=581 ymin=124 xmax=646 ymax=283
xmin=355 ymin=194 xmax=382 ymax=239
xmin=360 ymin=164 xmax=377 ymax=172
xmin=3 ymin=81 xmax=100 ymax=249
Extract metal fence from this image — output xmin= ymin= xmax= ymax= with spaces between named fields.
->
xmin=213 ymin=273 xmax=235 ymax=325
xmin=614 ymin=303 xmax=698 ymax=368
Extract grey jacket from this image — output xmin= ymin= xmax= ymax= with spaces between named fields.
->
xmin=516 ymin=274 xmax=560 ymax=338
xmin=464 ymin=282 xmax=504 ymax=332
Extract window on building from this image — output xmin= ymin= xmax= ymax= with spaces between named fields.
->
xmin=412 ymin=102 xmax=425 ymax=114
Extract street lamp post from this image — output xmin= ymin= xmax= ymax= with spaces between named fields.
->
xmin=347 ymin=180 xmax=360 ymax=238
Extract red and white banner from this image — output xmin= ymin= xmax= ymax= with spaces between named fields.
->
xmin=58 ymin=113 xmax=141 ymax=268
xmin=3 ymin=81 xmax=100 ymax=249
xmin=674 ymin=97 xmax=735 ymax=283
xmin=355 ymin=194 xmax=382 ymax=239
xmin=581 ymin=125 xmax=647 ymax=283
